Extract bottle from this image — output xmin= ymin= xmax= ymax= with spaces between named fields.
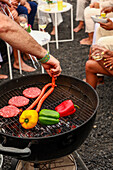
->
xmin=57 ymin=0 xmax=63 ymax=11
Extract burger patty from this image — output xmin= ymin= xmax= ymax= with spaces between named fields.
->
xmin=8 ymin=96 xmax=29 ymax=107
xmin=0 ymin=105 xmax=20 ymax=118
xmin=23 ymin=87 xmax=41 ymax=98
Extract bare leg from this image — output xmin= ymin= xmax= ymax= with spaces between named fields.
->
xmin=85 ymin=60 xmax=111 ymax=89
xmin=51 ymin=26 xmax=55 ymax=35
xmin=80 ymin=32 xmax=93 ymax=45
xmin=13 ymin=49 xmax=36 ymax=72
xmin=0 ymin=74 xmax=8 ymax=79
xmin=23 ymin=53 xmax=31 ymax=61
xmin=0 ymin=65 xmax=8 ymax=79
xmin=83 ymin=76 xmax=104 ymax=86
xmin=73 ymin=21 xmax=84 ymax=33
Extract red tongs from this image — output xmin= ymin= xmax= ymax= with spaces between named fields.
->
xmin=26 ymin=76 xmax=56 ymax=112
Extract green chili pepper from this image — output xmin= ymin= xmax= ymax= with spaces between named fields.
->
xmin=39 ymin=109 xmax=60 ymax=125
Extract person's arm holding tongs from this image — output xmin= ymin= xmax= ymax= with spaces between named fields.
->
xmin=0 ymin=0 xmax=62 ymax=77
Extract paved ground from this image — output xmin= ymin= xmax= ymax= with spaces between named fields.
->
xmin=0 ymin=0 xmax=113 ymax=169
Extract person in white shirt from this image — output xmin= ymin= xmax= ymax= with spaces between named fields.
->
xmin=85 ymin=6 xmax=113 ymax=89
xmin=74 ymin=0 xmax=90 ymax=33
xmin=80 ymin=0 xmax=113 ymax=45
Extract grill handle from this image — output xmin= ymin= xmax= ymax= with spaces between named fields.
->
xmin=0 ymin=144 xmax=31 ymax=158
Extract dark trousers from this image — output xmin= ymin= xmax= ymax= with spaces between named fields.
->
xmin=16 ymin=1 xmax=37 ymax=28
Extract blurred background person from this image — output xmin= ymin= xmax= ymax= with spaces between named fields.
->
xmin=85 ymin=7 xmax=113 ymax=88
xmin=12 ymin=0 xmax=37 ymax=28
xmin=74 ymin=0 xmax=90 ymax=33
xmin=0 ymin=0 xmax=62 ymax=78
xmin=80 ymin=0 xmax=113 ymax=45
xmin=37 ymin=0 xmax=63 ymax=35
xmin=85 ymin=44 xmax=113 ymax=89
xmin=8 ymin=0 xmax=37 ymax=72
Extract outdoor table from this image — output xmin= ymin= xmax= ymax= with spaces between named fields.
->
xmin=29 ymin=30 xmax=50 ymax=50
xmin=38 ymin=2 xmax=74 ymax=49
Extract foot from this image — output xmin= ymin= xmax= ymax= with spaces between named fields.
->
xmin=23 ymin=54 xmax=29 ymax=61
xmin=51 ymin=30 xmax=55 ymax=35
xmin=23 ymin=53 xmax=31 ymax=61
xmin=80 ymin=38 xmax=92 ymax=45
xmin=80 ymin=37 xmax=89 ymax=42
xmin=0 ymin=74 xmax=8 ymax=79
xmin=51 ymin=27 xmax=55 ymax=35
xmin=97 ymin=76 xmax=104 ymax=85
xmin=13 ymin=62 xmax=36 ymax=72
xmin=73 ymin=25 xmax=84 ymax=33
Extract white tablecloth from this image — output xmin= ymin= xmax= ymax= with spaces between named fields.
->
xmin=29 ymin=30 xmax=51 ymax=46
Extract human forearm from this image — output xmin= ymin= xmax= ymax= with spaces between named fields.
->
xmin=24 ymin=2 xmax=31 ymax=14
xmin=101 ymin=6 xmax=113 ymax=14
xmin=100 ymin=19 xmax=113 ymax=30
xmin=0 ymin=12 xmax=62 ymax=77
xmin=0 ymin=13 xmax=47 ymax=59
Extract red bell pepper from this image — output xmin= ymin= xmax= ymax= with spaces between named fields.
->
xmin=55 ymin=100 xmax=77 ymax=117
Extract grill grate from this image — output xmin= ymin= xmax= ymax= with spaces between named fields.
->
xmin=0 ymin=83 xmax=95 ymax=138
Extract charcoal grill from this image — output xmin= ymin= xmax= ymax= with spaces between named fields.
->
xmin=0 ymin=74 xmax=99 ymax=163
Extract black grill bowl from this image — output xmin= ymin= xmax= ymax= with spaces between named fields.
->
xmin=0 ymin=74 xmax=99 ymax=162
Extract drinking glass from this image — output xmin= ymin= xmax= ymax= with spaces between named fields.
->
xmin=19 ymin=14 xmax=28 ymax=29
xmin=38 ymin=17 xmax=47 ymax=31
xmin=57 ymin=0 xmax=63 ymax=11
xmin=63 ymin=0 xmax=67 ymax=8
xmin=90 ymin=45 xmax=104 ymax=61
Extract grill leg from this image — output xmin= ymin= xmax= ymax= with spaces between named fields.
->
xmin=0 ymin=154 xmax=3 ymax=170
xmin=72 ymin=151 xmax=89 ymax=170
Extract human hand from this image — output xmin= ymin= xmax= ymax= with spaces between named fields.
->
xmin=89 ymin=3 xmax=94 ymax=8
xmin=91 ymin=45 xmax=108 ymax=55
xmin=99 ymin=19 xmax=113 ymax=30
xmin=24 ymin=2 xmax=31 ymax=14
xmin=91 ymin=45 xmax=113 ymax=70
xmin=20 ymin=0 xmax=26 ymax=6
xmin=103 ymin=52 xmax=113 ymax=70
xmin=101 ymin=6 xmax=113 ymax=14
xmin=92 ymin=45 xmax=113 ymax=58
xmin=11 ymin=0 xmax=18 ymax=8
xmin=93 ymin=2 xmax=100 ymax=8
xmin=90 ymin=45 xmax=108 ymax=60
xmin=9 ymin=9 xmax=18 ymax=19
xmin=90 ymin=2 xmax=100 ymax=9
xmin=0 ymin=0 xmax=11 ymax=7
xmin=41 ymin=55 xmax=62 ymax=77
